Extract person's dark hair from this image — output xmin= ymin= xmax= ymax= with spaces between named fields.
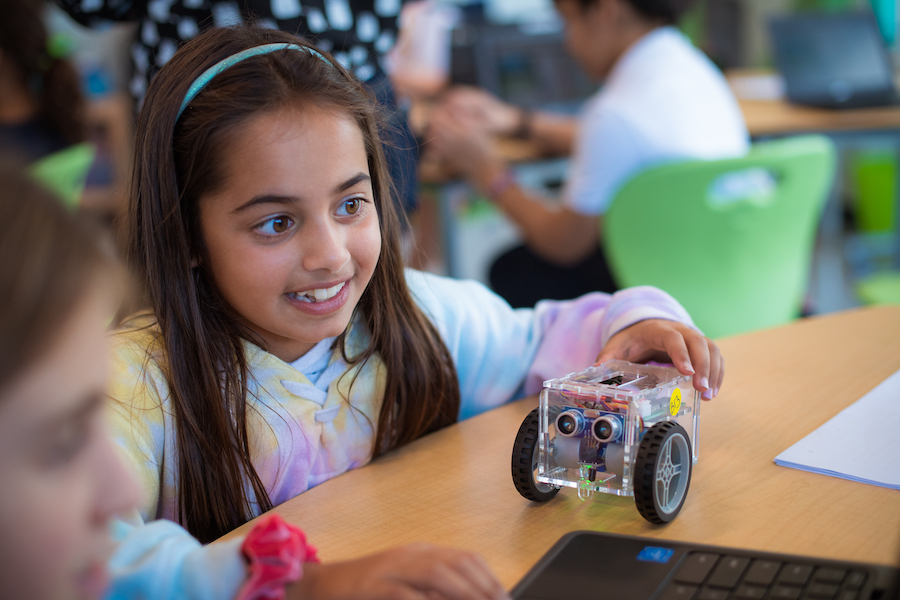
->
xmin=0 ymin=0 xmax=86 ymax=146
xmin=126 ymin=25 xmax=460 ymax=543
xmin=564 ymin=0 xmax=695 ymax=25
xmin=0 ymin=159 xmax=109 ymax=392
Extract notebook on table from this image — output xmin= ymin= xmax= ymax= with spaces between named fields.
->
xmin=769 ymin=12 xmax=898 ymax=109
xmin=511 ymin=530 xmax=900 ymax=600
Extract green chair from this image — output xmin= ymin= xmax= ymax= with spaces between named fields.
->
xmin=603 ymin=135 xmax=836 ymax=339
xmin=28 ymin=142 xmax=95 ymax=209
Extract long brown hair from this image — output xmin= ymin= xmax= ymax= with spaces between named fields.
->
xmin=0 ymin=159 xmax=109 ymax=392
xmin=0 ymin=0 xmax=86 ymax=146
xmin=126 ymin=26 xmax=460 ymax=543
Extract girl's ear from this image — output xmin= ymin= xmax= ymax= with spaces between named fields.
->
xmin=191 ymin=256 xmax=201 ymax=268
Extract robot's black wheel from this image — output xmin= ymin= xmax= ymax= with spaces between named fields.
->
xmin=511 ymin=408 xmax=560 ymax=502
xmin=634 ymin=420 xmax=692 ymax=524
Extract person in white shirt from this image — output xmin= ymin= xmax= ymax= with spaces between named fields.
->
xmin=428 ymin=0 xmax=750 ymax=308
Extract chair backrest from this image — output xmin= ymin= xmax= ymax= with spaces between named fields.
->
xmin=603 ymin=135 xmax=836 ymax=338
xmin=28 ymin=142 xmax=95 ymax=210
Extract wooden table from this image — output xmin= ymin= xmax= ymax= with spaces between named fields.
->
xmin=726 ymin=69 xmax=900 ymax=139
xmin=221 ymin=306 xmax=900 ymax=589
xmin=418 ymin=74 xmax=900 ymax=183
xmin=739 ymin=97 xmax=900 ymax=139
xmin=416 ymin=72 xmax=900 ymax=183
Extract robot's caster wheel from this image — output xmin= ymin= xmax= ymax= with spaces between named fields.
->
xmin=511 ymin=409 xmax=560 ymax=502
xmin=634 ymin=421 xmax=692 ymax=524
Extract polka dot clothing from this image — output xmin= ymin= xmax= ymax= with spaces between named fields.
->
xmin=55 ymin=0 xmax=421 ymax=214
xmin=55 ymin=0 xmax=407 ymax=107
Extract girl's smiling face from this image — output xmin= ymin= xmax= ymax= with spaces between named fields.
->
xmin=198 ymin=106 xmax=382 ymax=363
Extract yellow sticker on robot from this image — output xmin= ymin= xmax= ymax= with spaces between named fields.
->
xmin=669 ymin=388 xmax=682 ymax=416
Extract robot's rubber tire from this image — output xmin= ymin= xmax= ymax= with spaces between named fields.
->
xmin=634 ymin=420 xmax=692 ymax=524
xmin=511 ymin=408 xmax=560 ymax=502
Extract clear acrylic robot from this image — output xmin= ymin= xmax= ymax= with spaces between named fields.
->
xmin=511 ymin=360 xmax=700 ymax=523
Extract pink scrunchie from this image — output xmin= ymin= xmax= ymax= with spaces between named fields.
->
xmin=235 ymin=514 xmax=320 ymax=600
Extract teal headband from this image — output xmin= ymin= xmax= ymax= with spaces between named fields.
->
xmin=176 ymin=43 xmax=336 ymax=121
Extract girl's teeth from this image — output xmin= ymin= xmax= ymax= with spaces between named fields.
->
xmin=295 ymin=283 xmax=343 ymax=303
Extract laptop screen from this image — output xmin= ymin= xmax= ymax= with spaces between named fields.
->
xmin=449 ymin=22 xmax=596 ymax=111
xmin=769 ymin=12 xmax=896 ymax=108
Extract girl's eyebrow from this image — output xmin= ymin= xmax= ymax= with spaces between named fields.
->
xmin=232 ymin=173 xmax=371 ymax=214
xmin=232 ymin=195 xmax=295 ymax=214
xmin=335 ymin=172 xmax=370 ymax=193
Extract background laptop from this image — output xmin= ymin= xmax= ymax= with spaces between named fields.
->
xmin=769 ymin=12 xmax=898 ymax=109
xmin=511 ymin=530 xmax=900 ymax=600
xmin=449 ymin=20 xmax=595 ymax=111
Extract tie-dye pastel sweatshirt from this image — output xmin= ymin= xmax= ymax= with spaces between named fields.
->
xmin=105 ymin=270 xmax=695 ymax=599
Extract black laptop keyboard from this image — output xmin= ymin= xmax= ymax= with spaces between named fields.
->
xmin=659 ymin=552 xmax=870 ymax=600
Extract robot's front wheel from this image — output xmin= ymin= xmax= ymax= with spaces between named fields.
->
xmin=634 ymin=421 xmax=692 ymax=524
xmin=511 ymin=408 xmax=560 ymax=502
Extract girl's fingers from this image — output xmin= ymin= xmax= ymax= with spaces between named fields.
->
xmin=389 ymin=546 xmax=506 ymax=600
xmin=681 ymin=330 xmax=711 ymax=396
xmin=294 ymin=545 xmax=509 ymax=600
xmin=404 ymin=557 xmax=492 ymax=600
xmin=381 ymin=585 xmax=430 ymax=600
xmin=692 ymin=337 xmax=723 ymax=398
xmin=593 ymin=337 xmax=621 ymax=366
xmin=658 ymin=327 xmax=693 ymax=377
xmin=420 ymin=563 xmax=482 ymax=600
xmin=594 ymin=320 xmax=724 ymax=398
xmin=452 ymin=553 xmax=509 ymax=600
xmin=595 ymin=322 xmax=658 ymax=365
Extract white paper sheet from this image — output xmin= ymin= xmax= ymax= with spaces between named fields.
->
xmin=774 ymin=368 xmax=900 ymax=490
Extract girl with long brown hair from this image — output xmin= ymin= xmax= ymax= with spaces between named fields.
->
xmin=0 ymin=161 xmax=503 ymax=600
xmin=109 ymin=24 xmax=722 ymax=598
